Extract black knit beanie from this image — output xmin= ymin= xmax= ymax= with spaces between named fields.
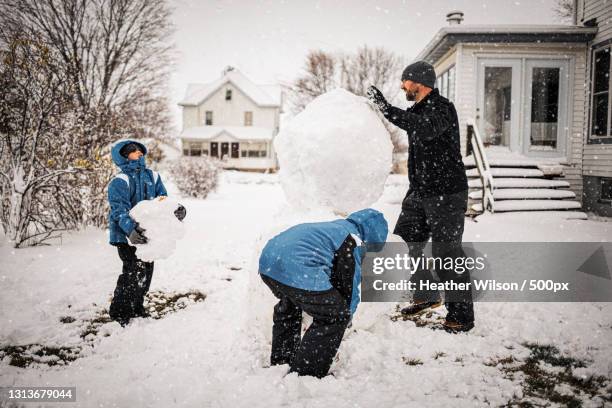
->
xmin=401 ymin=61 xmax=436 ymax=89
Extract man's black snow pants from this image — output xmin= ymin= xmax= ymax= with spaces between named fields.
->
xmin=394 ymin=189 xmax=474 ymax=325
xmin=260 ymin=274 xmax=351 ymax=378
xmin=109 ymin=243 xmax=154 ymax=324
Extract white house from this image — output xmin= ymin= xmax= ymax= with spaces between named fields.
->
xmin=178 ymin=67 xmax=282 ymax=171
xmin=577 ymin=0 xmax=612 ymax=217
xmin=415 ymin=11 xmax=602 ymax=216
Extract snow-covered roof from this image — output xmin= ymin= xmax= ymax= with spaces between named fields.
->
xmin=179 ymin=69 xmax=282 ymax=108
xmin=179 ymin=126 xmax=275 ymax=141
xmin=416 ymin=24 xmax=598 ymax=64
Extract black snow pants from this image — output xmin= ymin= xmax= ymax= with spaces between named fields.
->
xmin=260 ymin=275 xmax=352 ymax=378
xmin=109 ymin=243 xmax=154 ymax=324
xmin=394 ymin=189 xmax=474 ymax=325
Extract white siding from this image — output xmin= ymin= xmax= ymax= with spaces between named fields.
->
xmin=192 ymin=82 xmax=278 ymax=129
xmin=432 ymin=47 xmax=462 ymax=149
xmin=579 ymin=0 xmax=612 ymax=43
xmin=579 ymin=0 xmax=612 ymax=178
xmin=583 ymin=145 xmax=612 ymax=177
xmin=182 ymin=106 xmax=199 ymax=129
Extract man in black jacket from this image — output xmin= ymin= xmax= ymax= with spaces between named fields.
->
xmin=367 ymin=61 xmax=474 ymax=333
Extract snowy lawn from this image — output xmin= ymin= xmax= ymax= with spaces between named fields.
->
xmin=1 ymin=171 xmax=611 ymax=407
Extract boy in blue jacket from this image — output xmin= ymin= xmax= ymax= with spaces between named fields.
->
xmin=259 ymin=209 xmax=388 ymax=378
xmin=107 ymin=139 xmax=185 ymax=326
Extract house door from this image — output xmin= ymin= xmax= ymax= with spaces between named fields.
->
xmin=522 ymin=59 xmax=569 ymax=157
xmin=210 ymin=142 xmax=218 ymax=158
xmin=220 ymin=142 xmax=229 ymax=159
xmin=231 ymin=143 xmax=239 ymax=158
xmin=477 ymin=59 xmax=521 ymax=152
xmin=477 ymin=57 xmax=569 ymax=157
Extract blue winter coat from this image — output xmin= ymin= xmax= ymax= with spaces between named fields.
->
xmin=107 ymin=139 xmax=167 ymax=245
xmin=258 ymin=209 xmax=388 ymax=314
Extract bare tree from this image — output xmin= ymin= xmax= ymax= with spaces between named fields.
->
xmin=340 ymin=45 xmax=403 ymax=100
xmin=0 ymin=30 xmax=77 ymax=246
xmin=1 ymin=0 xmax=174 ymax=152
xmin=340 ymin=46 xmax=405 ymax=153
xmin=289 ymin=50 xmax=337 ymax=113
xmin=290 ymin=46 xmax=407 ymax=153
xmin=553 ymin=0 xmax=574 ymax=22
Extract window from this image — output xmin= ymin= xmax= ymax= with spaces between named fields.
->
xmin=246 ymin=151 xmax=267 ymax=158
xmin=482 ymin=66 xmax=512 ymax=146
xmin=189 ymin=142 xmax=202 ymax=156
xmin=436 ymin=65 xmax=456 ymax=102
xmin=244 ymin=111 xmax=253 ymax=126
xmin=240 ymin=142 xmax=267 ymax=158
xmin=591 ymin=46 xmax=611 ymax=138
xmin=225 ymin=89 xmax=232 ymax=101
xmin=440 ymin=71 xmax=448 ymax=98
xmin=448 ymin=66 xmax=455 ymax=102
xmin=205 ymin=111 xmax=213 ymax=125
xmin=530 ymin=67 xmax=560 ymax=148
xmin=601 ymin=178 xmax=612 ymax=202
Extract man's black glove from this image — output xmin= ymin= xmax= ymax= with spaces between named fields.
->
xmin=128 ymin=223 xmax=148 ymax=245
xmin=174 ymin=204 xmax=186 ymax=222
xmin=366 ymin=85 xmax=390 ymax=115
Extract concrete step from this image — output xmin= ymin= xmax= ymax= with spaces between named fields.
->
xmin=464 ymin=157 xmax=561 ymax=168
xmin=471 ymin=199 xmax=581 ymax=212
xmin=466 ymin=168 xmax=545 ymax=178
xmin=468 ymin=178 xmax=570 ymax=189
xmin=469 ymin=188 xmax=576 ymax=200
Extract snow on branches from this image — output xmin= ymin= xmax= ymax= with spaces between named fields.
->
xmin=168 ymin=157 xmax=220 ymax=200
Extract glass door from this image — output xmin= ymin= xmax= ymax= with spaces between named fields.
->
xmin=221 ymin=142 xmax=229 ymax=159
xmin=477 ymin=59 xmax=522 ymax=152
xmin=523 ymin=60 xmax=569 ymax=156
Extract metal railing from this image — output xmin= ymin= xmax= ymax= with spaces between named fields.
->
xmin=466 ymin=118 xmax=494 ymax=212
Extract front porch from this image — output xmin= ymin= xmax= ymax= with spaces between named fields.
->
xmin=464 ymin=140 xmax=586 ymax=219
xmin=179 ymin=126 xmax=278 ymax=171
xmin=413 ymin=24 xmax=601 ymax=217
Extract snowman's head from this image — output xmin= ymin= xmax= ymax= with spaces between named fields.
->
xmin=346 ymin=209 xmax=388 ymax=252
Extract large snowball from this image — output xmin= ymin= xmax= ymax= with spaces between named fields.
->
xmin=275 ymin=88 xmax=393 ymax=214
xmin=129 ymin=197 xmax=185 ymax=262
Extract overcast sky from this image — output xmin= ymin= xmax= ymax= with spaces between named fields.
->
xmin=169 ymin=0 xmax=565 ymax=131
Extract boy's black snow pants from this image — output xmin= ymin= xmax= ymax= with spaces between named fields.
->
xmin=109 ymin=243 xmax=154 ymax=324
xmin=260 ymin=274 xmax=351 ymax=378
xmin=394 ymin=189 xmax=474 ymax=325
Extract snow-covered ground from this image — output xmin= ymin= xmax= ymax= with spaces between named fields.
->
xmin=1 ymin=171 xmax=611 ymax=407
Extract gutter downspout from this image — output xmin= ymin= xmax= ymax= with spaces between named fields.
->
xmin=572 ymin=0 xmax=578 ymax=25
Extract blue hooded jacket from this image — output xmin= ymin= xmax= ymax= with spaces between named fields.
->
xmin=258 ymin=209 xmax=388 ymax=314
xmin=107 ymin=139 xmax=167 ymax=244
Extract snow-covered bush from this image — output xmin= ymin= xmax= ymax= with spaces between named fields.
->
xmin=70 ymin=154 xmax=116 ymax=228
xmin=168 ymin=157 xmax=220 ymax=199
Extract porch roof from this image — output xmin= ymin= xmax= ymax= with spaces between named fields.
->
xmin=179 ymin=126 xmax=274 ymax=141
xmin=416 ymin=24 xmax=598 ymax=64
